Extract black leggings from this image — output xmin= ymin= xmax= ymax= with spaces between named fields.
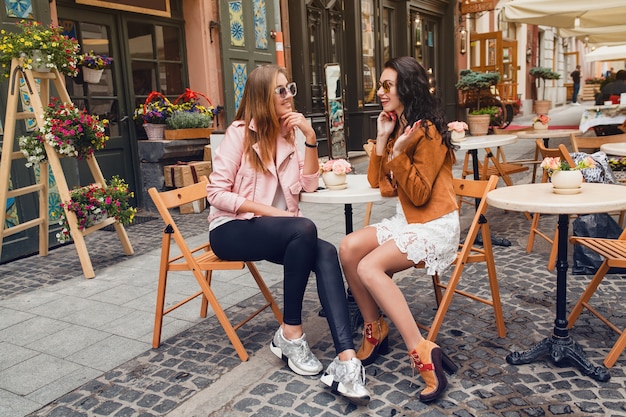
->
xmin=210 ymin=216 xmax=354 ymax=354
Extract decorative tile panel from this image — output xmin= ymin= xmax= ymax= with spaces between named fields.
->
xmin=229 ymin=1 xmax=245 ymax=47
xmin=253 ymin=0 xmax=267 ymax=50
xmin=232 ymin=63 xmax=247 ymax=111
xmin=5 ymin=0 xmax=33 ymax=19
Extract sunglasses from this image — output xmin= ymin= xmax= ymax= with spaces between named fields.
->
xmin=376 ymin=80 xmax=394 ymax=93
xmin=275 ymin=82 xmax=297 ymax=98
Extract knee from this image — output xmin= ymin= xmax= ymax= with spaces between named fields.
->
xmin=293 ymin=217 xmax=318 ymax=243
xmin=356 ymin=256 xmax=379 ymax=289
xmin=317 ymin=239 xmax=338 ymax=259
xmin=338 ymin=234 xmax=357 ymax=265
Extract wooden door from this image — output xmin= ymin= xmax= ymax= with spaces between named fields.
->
xmin=219 ymin=0 xmax=276 ymax=125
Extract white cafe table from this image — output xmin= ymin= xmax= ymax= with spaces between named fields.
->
xmin=487 ymin=182 xmax=626 ymax=382
xmin=455 ymin=134 xmax=518 ymax=181
xmin=600 ymin=142 xmax=626 ymax=156
xmin=300 ymin=174 xmax=392 ymax=234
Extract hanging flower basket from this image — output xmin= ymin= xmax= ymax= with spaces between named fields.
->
xmin=82 ymin=67 xmax=103 ymax=83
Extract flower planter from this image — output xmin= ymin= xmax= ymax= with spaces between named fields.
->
xmin=451 ymin=130 xmax=466 ymax=142
xmin=534 ymin=100 xmax=551 ymax=115
xmin=467 ymin=114 xmax=490 ymax=136
xmin=551 ymin=170 xmax=583 ymax=193
xmin=82 ymin=67 xmax=103 ymax=83
xmin=322 ymin=172 xmax=347 ymax=189
xmin=164 ymin=127 xmax=213 ymax=140
xmin=31 ymin=49 xmax=52 ymax=72
xmin=144 ymin=123 xmax=166 ymax=140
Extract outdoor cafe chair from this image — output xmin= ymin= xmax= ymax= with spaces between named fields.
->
xmin=148 ymin=176 xmax=283 ymax=361
xmin=569 ymin=132 xmax=626 ymax=154
xmin=526 ymin=141 xmax=576 ymax=271
xmin=415 ymin=175 xmax=506 ymax=341
xmin=568 ymin=228 xmax=626 ymax=368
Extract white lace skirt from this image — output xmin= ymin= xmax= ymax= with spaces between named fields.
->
xmin=373 ymin=201 xmax=460 ymax=275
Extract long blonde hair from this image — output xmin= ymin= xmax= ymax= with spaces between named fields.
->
xmin=234 ymin=65 xmax=294 ymax=172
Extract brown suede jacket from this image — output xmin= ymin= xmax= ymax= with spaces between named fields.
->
xmin=367 ymin=121 xmax=458 ymax=224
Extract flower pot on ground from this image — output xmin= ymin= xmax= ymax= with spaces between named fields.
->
xmin=455 ymin=69 xmax=502 ymax=129
xmin=534 ymin=100 xmax=551 ymax=116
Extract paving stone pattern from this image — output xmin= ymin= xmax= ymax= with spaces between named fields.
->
xmin=3 ymin=151 xmax=626 ymax=416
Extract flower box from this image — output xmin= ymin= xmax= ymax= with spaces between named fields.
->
xmin=164 ymin=127 xmax=213 ymax=140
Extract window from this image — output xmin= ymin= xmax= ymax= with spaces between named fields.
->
xmin=361 ymin=0 xmax=376 ymax=105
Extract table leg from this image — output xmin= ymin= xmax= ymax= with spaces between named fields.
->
xmin=468 ymin=149 xmax=511 ymax=247
xmin=344 ymin=203 xmax=353 ymax=235
xmin=505 ymin=214 xmax=611 ymax=382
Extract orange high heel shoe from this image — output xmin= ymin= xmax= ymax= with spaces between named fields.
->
xmin=356 ymin=316 xmax=389 ymax=365
xmin=408 ymin=339 xmax=457 ymax=402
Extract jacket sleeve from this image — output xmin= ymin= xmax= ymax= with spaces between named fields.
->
xmin=367 ymin=152 xmax=382 ymax=188
xmin=206 ymin=123 xmax=247 ymax=214
xmin=387 ymin=122 xmax=449 ymax=207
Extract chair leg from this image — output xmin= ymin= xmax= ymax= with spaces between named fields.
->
xmin=431 ymin=273 xmax=443 ymax=306
xmin=153 ymin=233 xmax=172 ymax=349
xmin=526 ymin=213 xmax=541 ymax=253
xmin=364 ymin=202 xmax=373 ymax=227
xmin=567 ymin=261 xmax=610 ymax=328
xmin=547 ymin=227 xmax=558 ymax=271
xmin=481 ymin=224 xmax=506 ymax=338
xmin=604 ymin=329 xmax=626 ymax=368
xmin=199 ymin=270 xmax=211 ymax=318
xmin=531 ymin=145 xmax=539 ymax=183
xmin=246 ymin=261 xmax=283 ymax=324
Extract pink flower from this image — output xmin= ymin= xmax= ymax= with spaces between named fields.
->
xmin=447 ymin=121 xmax=468 ymax=132
xmin=533 ymin=114 xmax=550 ymax=125
xmin=540 ymin=157 xmax=562 ymax=171
xmin=322 ymin=159 xmax=352 ymax=174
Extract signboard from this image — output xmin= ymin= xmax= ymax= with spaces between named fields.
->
xmin=76 ymin=0 xmax=171 ymax=17
xmin=461 ymin=0 xmax=497 ymax=15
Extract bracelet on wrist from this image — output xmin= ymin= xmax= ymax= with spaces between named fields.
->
xmin=304 ymin=141 xmax=318 ymax=148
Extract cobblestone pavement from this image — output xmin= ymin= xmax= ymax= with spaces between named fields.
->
xmin=3 ymin=140 xmax=626 ymax=416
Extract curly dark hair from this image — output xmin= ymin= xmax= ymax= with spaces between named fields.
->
xmin=384 ymin=57 xmax=453 ymax=149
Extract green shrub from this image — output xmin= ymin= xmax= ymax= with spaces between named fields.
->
xmin=166 ymin=111 xmax=213 ymax=129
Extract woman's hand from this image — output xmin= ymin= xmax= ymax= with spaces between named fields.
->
xmin=280 ymin=111 xmax=315 ymax=142
xmin=375 ymin=111 xmax=396 ymax=155
xmin=392 ymin=121 xmax=419 ymax=158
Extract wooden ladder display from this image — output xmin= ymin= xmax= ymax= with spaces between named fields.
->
xmin=0 ymin=58 xmax=133 ymax=278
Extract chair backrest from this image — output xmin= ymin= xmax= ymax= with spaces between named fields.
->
xmin=570 ymin=132 xmax=626 ymax=153
xmin=535 ymin=140 xmax=576 ymax=183
xmin=363 ymin=139 xmax=375 ymax=157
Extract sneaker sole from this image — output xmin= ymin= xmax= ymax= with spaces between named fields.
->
xmin=320 ymin=373 xmax=371 ymax=406
xmin=270 ymin=341 xmax=321 ymax=376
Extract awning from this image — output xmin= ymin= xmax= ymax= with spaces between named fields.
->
xmin=502 ymin=0 xmax=626 ymax=29
xmin=560 ymin=26 xmax=626 ymax=47
xmin=585 ymin=45 xmax=626 ymax=62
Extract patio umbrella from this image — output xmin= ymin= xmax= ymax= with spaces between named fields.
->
xmin=585 ymin=45 xmax=626 ymax=62
xmin=559 ymin=26 xmax=626 ymax=47
xmin=502 ymin=0 xmax=626 ymax=29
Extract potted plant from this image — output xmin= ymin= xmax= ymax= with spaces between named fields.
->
xmin=55 ymin=176 xmax=136 ymax=243
xmin=18 ymin=98 xmax=109 ymax=164
xmin=0 ymin=20 xmax=79 ymax=78
xmin=540 ymin=155 xmax=595 ymax=193
xmin=133 ymin=92 xmax=173 ymax=140
xmin=164 ymin=89 xmax=215 ymax=140
xmin=320 ymin=158 xmax=352 ymax=189
xmin=529 ymin=67 xmax=561 ymax=115
xmin=77 ymin=50 xmax=113 ymax=83
xmin=455 ymin=69 xmax=501 ymax=135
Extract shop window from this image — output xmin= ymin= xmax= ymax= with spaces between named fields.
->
xmin=361 ymin=0 xmax=376 ymax=105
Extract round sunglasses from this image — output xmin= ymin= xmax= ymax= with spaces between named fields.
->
xmin=275 ymin=82 xmax=297 ymax=98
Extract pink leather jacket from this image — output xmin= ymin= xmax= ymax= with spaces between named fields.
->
xmin=207 ymin=120 xmax=319 ymax=224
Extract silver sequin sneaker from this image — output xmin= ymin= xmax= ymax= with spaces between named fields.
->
xmin=270 ymin=327 xmax=323 ymax=376
xmin=320 ymin=357 xmax=370 ymax=405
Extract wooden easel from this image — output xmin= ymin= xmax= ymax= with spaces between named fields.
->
xmin=0 ymin=58 xmax=133 ymax=278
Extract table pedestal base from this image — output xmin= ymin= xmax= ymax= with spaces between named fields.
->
xmin=506 ymin=334 xmax=611 ymax=382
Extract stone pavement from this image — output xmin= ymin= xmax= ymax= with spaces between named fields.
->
xmin=2 ymin=102 xmax=625 ymax=416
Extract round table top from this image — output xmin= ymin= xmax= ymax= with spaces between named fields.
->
xmin=600 ymin=142 xmax=626 ymax=156
xmin=300 ymin=174 xmax=390 ymax=204
xmin=515 ymin=129 xmax=581 ymax=139
xmin=486 ymin=183 xmax=626 ymax=214
xmin=455 ymin=134 xmax=517 ymax=151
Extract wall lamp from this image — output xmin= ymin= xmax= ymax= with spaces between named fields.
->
xmin=460 ymin=27 xmax=467 ymax=55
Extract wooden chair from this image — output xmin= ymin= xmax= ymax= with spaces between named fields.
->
xmin=526 ymin=141 xmax=576 ymax=271
xmin=570 ymin=132 xmax=626 ymax=153
xmin=493 ymin=126 xmax=543 ymax=183
xmin=362 ymin=139 xmax=375 ymax=226
xmin=416 ymin=175 xmax=506 ymax=341
xmin=148 ymin=176 xmax=283 ymax=361
xmin=460 ymin=145 xmax=529 ymax=186
xmin=567 ymin=228 xmax=626 ymax=367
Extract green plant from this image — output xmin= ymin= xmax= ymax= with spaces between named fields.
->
xmin=455 ymin=69 xmax=500 ymax=113
xmin=469 ymin=105 xmax=503 ymax=126
xmin=166 ymin=111 xmax=213 ymax=129
xmin=18 ymin=97 xmax=109 ymax=164
xmin=55 ymin=176 xmax=136 ymax=243
xmin=133 ymin=94 xmax=173 ymax=124
xmin=0 ymin=20 xmax=79 ymax=78
xmin=77 ymin=50 xmax=113 ymax=70
xmin=529 ymin=67 xmax=561 ymax=100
